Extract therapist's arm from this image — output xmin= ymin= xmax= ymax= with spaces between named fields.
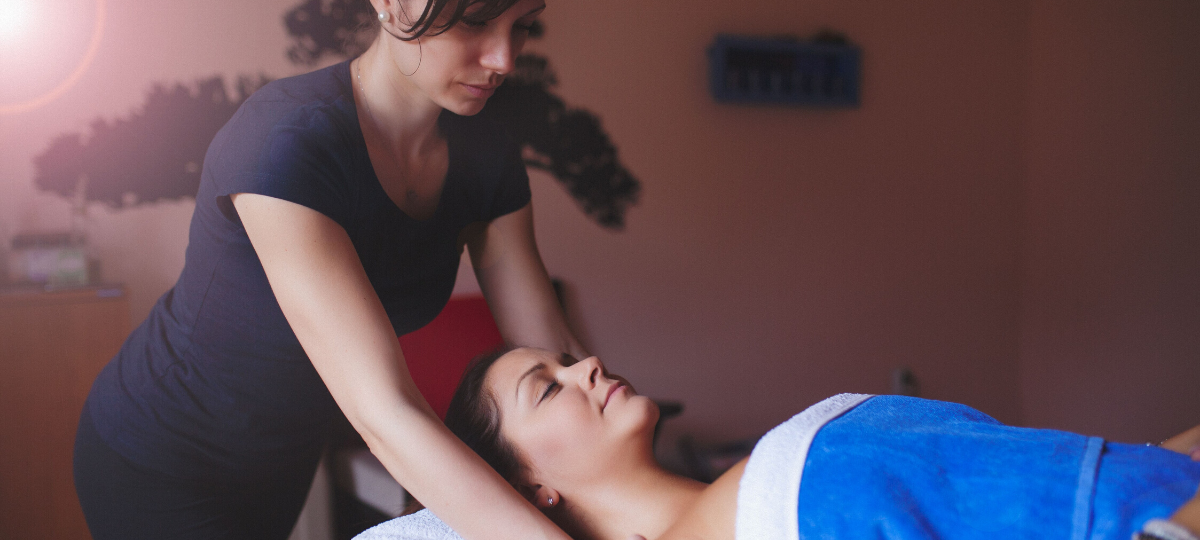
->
xmin=466 ymin=202 xmax=589 ymax=359
xmin=232 ymin=193 xmax=572 ymax=540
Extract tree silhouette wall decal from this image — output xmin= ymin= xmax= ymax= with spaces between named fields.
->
xmin=33 ymin=75 xmax=269 ymax=208
xmin=33 ymin=0 xmax=639 ymax=229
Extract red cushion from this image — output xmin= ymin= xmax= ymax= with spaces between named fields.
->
xmin=398 ymin=295 xmax=504 ymax=419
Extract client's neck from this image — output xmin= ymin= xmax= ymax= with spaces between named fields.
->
xmin=555 ymin=458 xmax=706 ymax=540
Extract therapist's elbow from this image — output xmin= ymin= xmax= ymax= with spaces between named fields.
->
xmin=343 ymin=391 xmax=437 ymax=454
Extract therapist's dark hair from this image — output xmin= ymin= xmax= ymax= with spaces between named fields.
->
xmin=373 ymin=0 xmax=523 ymax=41
xmin=444 ymin=346 xmax=528 ymax=488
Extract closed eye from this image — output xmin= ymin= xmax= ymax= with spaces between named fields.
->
xmin=539 ymin=380 xmax=559 ymax=403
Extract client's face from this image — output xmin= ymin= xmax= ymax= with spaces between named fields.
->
xmin=486 ymin=348 xmax=659 ymax=488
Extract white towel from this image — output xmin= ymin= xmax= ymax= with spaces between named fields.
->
xmin=353 ymin=509 xmax=463 ymax=540
xmin=735 ymin=393 xmax=873 ymax=540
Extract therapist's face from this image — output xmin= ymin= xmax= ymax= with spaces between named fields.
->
xmin=379 ymin=0 xmax=544 ymax=116
xmin=486 ymin=348 xmax=659 ymax=488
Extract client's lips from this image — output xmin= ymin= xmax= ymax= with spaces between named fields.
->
xmin=462 ymin=83 xmax=497 ymax=98
xmin=603 ymin=383 xmax=625 ymax=410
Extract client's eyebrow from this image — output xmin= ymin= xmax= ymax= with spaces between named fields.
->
xmin=515 ymin=362 xmax=546 ymax=401
xmin=524 ymin=3 xmax=547 ymax=17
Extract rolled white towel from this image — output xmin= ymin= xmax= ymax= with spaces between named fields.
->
xmin=735 ymin=393 xmax=873 ymax=540
xmin=353 ymin=510 xmax=463 ymax=540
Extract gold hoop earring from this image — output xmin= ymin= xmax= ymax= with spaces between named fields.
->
xmin=399 ymin=38 xmax=422 ymax=77
xmin=376 ymin=11 xmax=422 ymax=77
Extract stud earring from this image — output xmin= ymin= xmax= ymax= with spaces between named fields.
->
xmin=378 ymin=11 xmax=390 ymax=22
xmin=547 ymin=497 xmax=555 ymax=506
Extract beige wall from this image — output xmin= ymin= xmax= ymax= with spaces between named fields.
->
xmin=524 ymin=0 xmax=1026 ymax=442
xmin=1020 ymin=0 xmax=1200 ymax=442
xmin=1 ymin=0 xmax=1193 ymax=448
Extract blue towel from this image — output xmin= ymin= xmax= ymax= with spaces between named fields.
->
xmin=795 ymin=396 xmax=1200 ymax=540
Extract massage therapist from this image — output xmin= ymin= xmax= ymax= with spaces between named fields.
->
xmin=73 ymin=1 xmax=588 ymax=539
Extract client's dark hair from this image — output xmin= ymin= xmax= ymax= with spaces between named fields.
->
xmin=444 ymin=346 xmax=528 ymax=486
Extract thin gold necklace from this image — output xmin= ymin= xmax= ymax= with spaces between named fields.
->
xmin=355 ymin=60 xmax=376 ymax=126
xmin=356 ymin=60 xmax=428 ymax=210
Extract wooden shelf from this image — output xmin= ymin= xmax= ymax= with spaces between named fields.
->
xmin=0 ymin=286 xmax=130 ymax=539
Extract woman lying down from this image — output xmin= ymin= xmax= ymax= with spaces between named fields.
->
xmin=356 ymin=347 xmax=1200 ymax=540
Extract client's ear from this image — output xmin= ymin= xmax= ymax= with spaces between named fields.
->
xmin=530 ymin=484 xmax=562 ymax=509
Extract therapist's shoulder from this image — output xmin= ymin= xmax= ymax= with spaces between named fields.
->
xmin=207 ymin=64 xmax=360 ymax=176
xmin=227 ymin=63 xmax=357 ymax=142
xmin=247 ymin=62 xmax=351 ymax=109
xmin=657 ymin=457 xmax=747 ymax=540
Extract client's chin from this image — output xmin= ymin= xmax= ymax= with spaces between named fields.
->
xmin=611 ymin=394 xmax=661 ymax=452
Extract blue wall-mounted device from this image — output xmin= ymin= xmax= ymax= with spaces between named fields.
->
xmin=708 ymin=34 xmax=860 ymax=107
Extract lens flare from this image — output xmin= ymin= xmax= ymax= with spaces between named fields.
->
xmin=0 ymin=0 xmax=106 ymax=115
xmin=0 ymin=0 xmax=32 ymax=42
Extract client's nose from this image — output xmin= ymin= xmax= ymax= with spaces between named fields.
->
xmin=571 ymin=356 xmax=603 ymax=389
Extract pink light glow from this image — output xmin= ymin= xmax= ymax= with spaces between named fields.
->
xmin=0 ymin=0 xmax=106 ymax=115
xmin=0 ymin=0 xmax=33 ymax=42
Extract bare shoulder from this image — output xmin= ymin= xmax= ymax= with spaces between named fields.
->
xmin=1161 ymin=423 xmax=1200 ymax=460
xmin=655 ymin=457 xmax=748 ymax=540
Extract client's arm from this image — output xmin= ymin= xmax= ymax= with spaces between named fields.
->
xmin=1172 ymin=489 xmax=1200 ymax=535
xmin=1161 ymin=424 xmax=1200 ymax=461
xmin=1156 ymin=423 xmax=1200 ymax=536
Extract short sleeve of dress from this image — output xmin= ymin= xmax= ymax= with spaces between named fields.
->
xmin=486 ymin=138 xmax=533 ymax=220
xmin=205 ymin=92 xmax=356 ymax=229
